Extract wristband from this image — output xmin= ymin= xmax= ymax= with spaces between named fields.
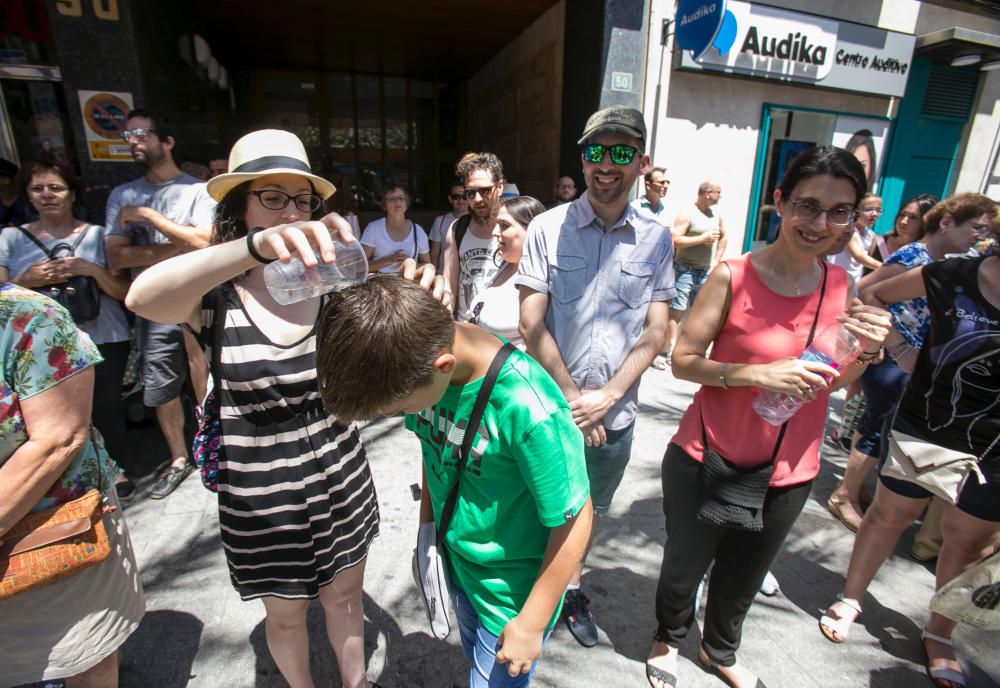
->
xmin=246 ymin=226 xmax=275 ymax=264
xmin=857 ymin=347 xmax=882 ymax=364
xmin=719 ymin=362 xmax=731 ymax=390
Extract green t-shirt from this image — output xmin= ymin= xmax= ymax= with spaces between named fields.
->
xmin=405 ymin=348 xmax=589 ymax=636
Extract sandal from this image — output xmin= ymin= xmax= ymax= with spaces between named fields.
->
xmin=697 ymin=646 xmax=766 ymax=688
xmin=827 ymin=493 xmax=864 ymax=532
xmin=819 ymin=594 xmax=862 ymax=643
xmin=646 ymin=637 xmax=679 ymax=688
xmin=922 ymin=630 xmax=966 ymax=687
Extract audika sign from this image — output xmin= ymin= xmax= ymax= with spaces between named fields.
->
xmin=678 ymin=1 xmax=916 ymax=98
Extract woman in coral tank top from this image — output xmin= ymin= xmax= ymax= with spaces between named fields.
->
xmin=644 ymin=147 xmax=890 ymax=688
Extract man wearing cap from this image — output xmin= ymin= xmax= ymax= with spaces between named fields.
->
xmin=516 ymin=106 xmax=674 ymax=647
xmin=105 ymin=109 xmax=216 ymax=500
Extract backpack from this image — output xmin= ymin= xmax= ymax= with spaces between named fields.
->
xmin=16 ymin=225 xmax=101 ymax=323
xmin=451 ymin=214 xmax=473 ymax=255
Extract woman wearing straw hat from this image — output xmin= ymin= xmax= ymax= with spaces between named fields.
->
xmin=127 ymin=129 xmax=449 ymax=688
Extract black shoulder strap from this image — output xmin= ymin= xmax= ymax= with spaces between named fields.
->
xmin=436 ymin=341 xmax=516 ymax=547
xmin=15 ymin=225 xmax=53 ymax=258
xmin=453 ymin=214 xmax=472 ymax=254
xmin=208 ymin=285 xmax=229 ymax=382
xmin=410 ymin=220 xmax=418 ymax=259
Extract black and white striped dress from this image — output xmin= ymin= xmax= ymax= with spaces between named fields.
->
xmin=203 ymin=286 xmax=379 ymax=600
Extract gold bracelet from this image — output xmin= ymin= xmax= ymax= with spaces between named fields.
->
xmin=719 ymin=363 xmax=731 ymax=390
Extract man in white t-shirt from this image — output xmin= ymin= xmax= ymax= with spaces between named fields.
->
xmin=105 ymin=109 xmax=216 ymax=501
xmin=442 ymin=152 xmax=505 ymax=322
xmin=428 ymin=183 xmax=468 ymax=271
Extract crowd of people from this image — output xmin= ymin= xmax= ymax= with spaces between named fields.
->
xmin=0 ymin=102 xmax=997 ymax=688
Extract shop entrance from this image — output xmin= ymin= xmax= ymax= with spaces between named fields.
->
xmin=745 ymin=104 xmax=891 ymax=252
xmin=0 ymin=71 xmax=78 ymax=170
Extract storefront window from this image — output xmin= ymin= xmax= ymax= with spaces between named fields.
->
xmin=748 ymin=105 xmax=890 ymax=249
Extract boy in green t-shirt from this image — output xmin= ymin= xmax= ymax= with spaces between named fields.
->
xmin=316 ymin=276 xmax=592 ymax=687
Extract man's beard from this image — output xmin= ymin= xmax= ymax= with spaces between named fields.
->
xmin=134 ymin=148 xmax=164 ymax=169
xmin=471 ymin=202 xmax=495 ymax=223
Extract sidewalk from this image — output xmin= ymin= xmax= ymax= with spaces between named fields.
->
xmin=104 ymin=367 xmax=999 ymax=687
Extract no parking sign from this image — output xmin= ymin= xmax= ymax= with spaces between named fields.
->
xmin=78 ymin=90 xmax=134 ymax=162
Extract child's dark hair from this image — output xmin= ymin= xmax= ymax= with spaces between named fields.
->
xmin=316 ymin=276 xmax=455 ymax=421
xmin=777 ymin=146 xmax=867 ymax=207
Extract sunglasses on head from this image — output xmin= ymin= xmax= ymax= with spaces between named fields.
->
xmin=582 ymin=143 xmax=639 ymax=165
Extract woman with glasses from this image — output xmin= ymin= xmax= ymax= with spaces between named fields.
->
xmin=124 ymin=130 xmax=450 ymax=688
xmin=0 ymin=162 xmax=133 ymax=499
xmin=825 ymin=194 xmax=984 ymax=533
xmin=829 ymin=193 xmax=884 ymax=284
xmin=361 ymin=185 xmax=430 ymax=273
xmin=467 ymin=196 xmax=545 ymax=350
xmin=644 ymin=146 xmax=889 ymax=688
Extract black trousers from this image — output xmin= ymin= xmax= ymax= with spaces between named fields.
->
xmin=93 ymin=341 xmax=130 ymax=473
xmin=654 ymin=443 xmax=812 ymax=666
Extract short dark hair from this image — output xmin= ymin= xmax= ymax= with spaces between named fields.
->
xmin=891 ymin=193 xmax=938 ymax=239
xmin=777 ymin=146 xmax=867 ymax=207
xmin=316 ymin=276 xmax=455 ymax=421
xmin=126 ymin=108 xmax=175 ymax=142
xmin=18 ymin=161 xmax=83 ymax=202
xmin=923 ymin=193 xmax=998 ymax=236
xmin=456 ymin=152 xmax=504 ymax=186
xmin=645 ymin=167 xmax=666 ymax=184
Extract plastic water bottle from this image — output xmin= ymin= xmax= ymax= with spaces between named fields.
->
xmin=752 ymin=323 xmax=863 ymax=426
xmin=263 ymin=240 xmax=368 ymax=305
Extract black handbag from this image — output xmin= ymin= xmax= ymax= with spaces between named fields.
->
xmin=16 ymin=225 xmax=102 ymax=323
xmin=696 ymin=262 xmax=827 ymax=531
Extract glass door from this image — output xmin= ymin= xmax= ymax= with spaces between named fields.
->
xmin=0 ymin=77 xmax=78 ymax=170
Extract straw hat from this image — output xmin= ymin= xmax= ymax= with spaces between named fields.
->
xmin=206 ymin=129 xmax=335 ymax=201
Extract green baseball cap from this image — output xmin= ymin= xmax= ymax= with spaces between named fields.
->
xmin=578 ymin=106 xmax=647 ymax=145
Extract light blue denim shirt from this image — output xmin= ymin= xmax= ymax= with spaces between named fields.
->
xmin=515 ymin=191 xmax=675 ymax=430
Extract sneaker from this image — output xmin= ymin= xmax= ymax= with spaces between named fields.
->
xmin=150 ymin=463 xmax=195 ymax=500
xmin=561 ymin=588 xmax=599 ymax=647
xmin=115 ymin=479 xmax=137 ymax=503
xmin=759 ymin=570 xmax=781 ymax=597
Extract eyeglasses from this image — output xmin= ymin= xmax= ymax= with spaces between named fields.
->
xmin=121 ymin=128 xmax=157 ymax=142
xmin=385 ymin=194 xmax=407 ymax=203
xmin=788 ymin=200 xmax=857 ymax=227
xmin=582 ymin=143 xmax=639 ymax=165
xmin=861 ymin=208 xmax=884 ymax=215
xmin=448 ymin=193 xmax=466 ymax=202
xmin=649 ymin=179 xmax=670 ymax=187
xmin=27 ymin=184 xmax=70 ymax=194
xmin=970 ymin=222 xmax=991 ymax=237
xmin=247 ymin=189 xmax=323 ymax=213
xmin=463 ymin=185 xmax=496 ymax=200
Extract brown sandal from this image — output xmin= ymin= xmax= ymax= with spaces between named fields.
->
xmin=827 ymin=493 xmax=864 ymax=532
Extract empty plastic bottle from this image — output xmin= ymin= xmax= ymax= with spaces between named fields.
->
xmin=752 ymin=323 xmax=863 ymax=426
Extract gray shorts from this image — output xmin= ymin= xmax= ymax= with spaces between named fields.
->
xmin=137 ymin=318 xmax=187 ymax=407
xmin=584 ymin=420 xmax=636 ymax=514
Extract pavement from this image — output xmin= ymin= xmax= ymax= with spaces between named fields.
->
xmin=35 ymin=366 xmax=1000 ymax=687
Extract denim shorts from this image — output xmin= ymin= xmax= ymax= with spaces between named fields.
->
xmin=877 ymin=414 xmax=1000 ymax=522
xmin=670 ymin=263 xmax=709 ymax=311
xmin=451 ymin=586 xmax=551 ymax=688
xmin=585 ymin=421 xmax=635 ymax=514
xmin=854 ymin=356 xmax=909 ymax=457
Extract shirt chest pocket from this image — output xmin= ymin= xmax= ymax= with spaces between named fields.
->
xmin=619 ymin=260 xmax=655 ymax=308
xmin=550 ymin=254 xmax=588 ymax=304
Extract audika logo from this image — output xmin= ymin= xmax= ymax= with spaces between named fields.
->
xmin=710 ymin=9 xmax=738 ymax=55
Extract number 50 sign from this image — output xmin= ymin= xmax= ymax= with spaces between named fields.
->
xmin=56 ymin=0 xmax=119 ymax=21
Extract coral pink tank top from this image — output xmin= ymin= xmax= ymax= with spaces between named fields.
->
xmin=673 ymin=254 xmax=849 ymax=486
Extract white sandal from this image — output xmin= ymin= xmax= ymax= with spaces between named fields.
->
xmin=819 ymin=594 xmax=862 ymax=643
xmin=921 ymin=630 xmax=966 ymax=687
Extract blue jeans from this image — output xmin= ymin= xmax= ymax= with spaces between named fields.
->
xmin=585 ymin=420 xmax=636 ymax=514
xmin=452 ymin=586 xmax=551 ymax=687
xmin=670 ymin=263 xmax=709 ymax=311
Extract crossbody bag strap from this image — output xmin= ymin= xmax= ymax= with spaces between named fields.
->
xmin=411 ymin=220 xmax=418 ymax=260
xmin=435 ymin=341 xmax=516 ymax=548
xmin=210 ymin=285 xmax=228 ymax=382
xmin=701 ymin=260 xmax=829 ymax=462
xmin=15 ymin=225 xmax=54 ymax=258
